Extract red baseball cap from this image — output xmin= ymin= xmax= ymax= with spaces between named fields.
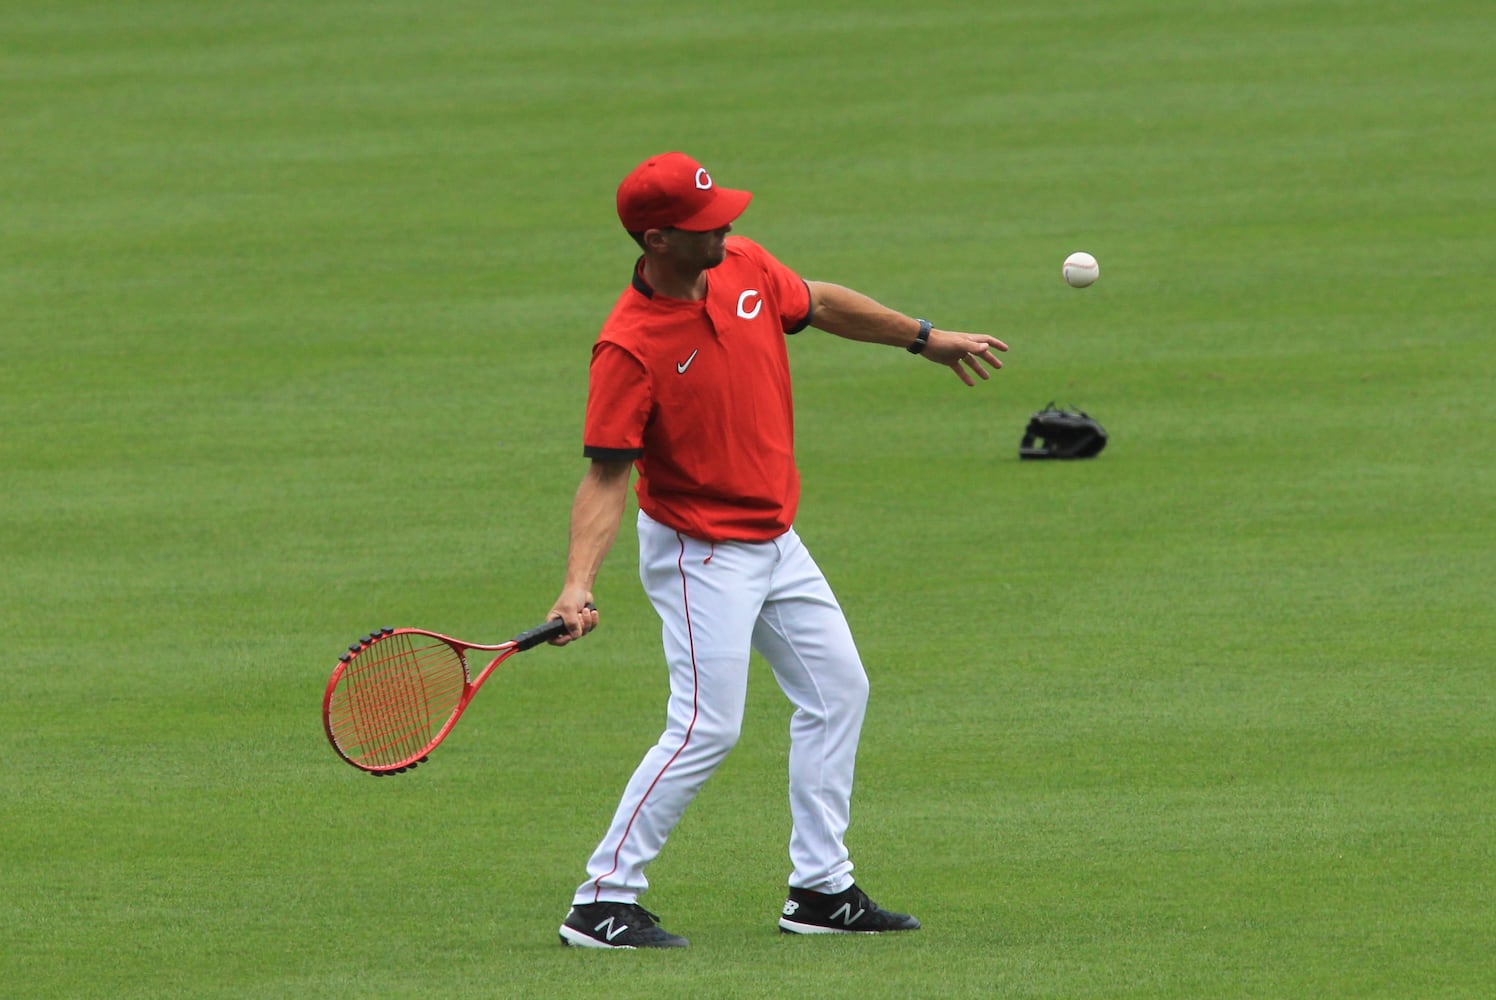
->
xmin=616 ymin=152 xmax=753 ymax=232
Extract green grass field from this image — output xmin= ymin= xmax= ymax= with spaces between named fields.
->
xmin=3 ymin=1 xmax=1493 ymax=997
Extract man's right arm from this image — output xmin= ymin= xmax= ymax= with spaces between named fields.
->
xmin=547 ymin=458 xmax=633 ymax=643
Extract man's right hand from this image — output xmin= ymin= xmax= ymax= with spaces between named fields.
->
xmin=547 ymin=588 xmax=599 ymax=645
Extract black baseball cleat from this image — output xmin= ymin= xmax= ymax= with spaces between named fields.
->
xmin=778 ymin=883 xmax=921 ymax=935
xmin=559 ymin=901 xmax=690 ymax=949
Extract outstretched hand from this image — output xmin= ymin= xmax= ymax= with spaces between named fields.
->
xmin=922 ymin=330 xmax=1009 ymax=386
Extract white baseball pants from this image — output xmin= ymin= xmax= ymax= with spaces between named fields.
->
xmin=573 ymin=510 xmax=869 ymax=905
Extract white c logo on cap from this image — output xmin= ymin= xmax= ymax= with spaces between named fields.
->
xmin=737 ymin=290 xmax=762 ymax=320
xmin=695 ymin=168 xmax=713 ymax=191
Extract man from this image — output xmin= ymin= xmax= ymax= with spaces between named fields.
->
xmin=548 ymin=152 xmax=1007 ymax=949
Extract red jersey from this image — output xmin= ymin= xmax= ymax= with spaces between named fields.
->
xmin=583 ymin=236 xmax=813 ymax=542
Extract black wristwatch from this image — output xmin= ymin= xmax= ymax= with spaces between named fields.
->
xmin=906 ymin=318 xmax=933 ymax=355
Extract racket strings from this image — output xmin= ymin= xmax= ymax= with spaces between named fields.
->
xmin=327 ymin=634 xmax=467 ymax=768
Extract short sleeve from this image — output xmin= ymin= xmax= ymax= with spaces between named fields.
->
xmin=582 ymin=342 xmax=650 ymax=460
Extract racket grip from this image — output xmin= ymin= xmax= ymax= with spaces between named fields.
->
xmin=513 ymin=603 xmax=596 ymax=651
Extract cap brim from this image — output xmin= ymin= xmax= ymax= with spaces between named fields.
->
xmin=673 ymin=187 xmax=753 ymax=232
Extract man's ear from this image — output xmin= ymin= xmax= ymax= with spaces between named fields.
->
xmin=642 ymin=228 xmax=672 ymax=253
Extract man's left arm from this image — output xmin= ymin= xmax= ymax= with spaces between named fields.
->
xmin=804 ymin=280 xmax=1008 ymax=387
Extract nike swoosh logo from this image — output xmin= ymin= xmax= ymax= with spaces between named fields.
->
xmin=676 ymin=349 xmax=699 ymax=374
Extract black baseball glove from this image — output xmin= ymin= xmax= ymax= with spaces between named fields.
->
xmin=1019 ymin=403 xmax=1108 ymax=459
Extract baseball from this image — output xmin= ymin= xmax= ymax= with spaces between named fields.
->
xmin=1062 ymin=251 xmax=1099 ymax=288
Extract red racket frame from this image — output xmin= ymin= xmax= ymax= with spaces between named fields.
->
xmin=322 ymin=616 xmax=571 ymax=775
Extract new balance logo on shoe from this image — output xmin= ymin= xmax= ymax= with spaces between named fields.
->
xmin=829 ymin=902 xmax=866 ymax=926
xmin=777 ymin=884 xmax=921 ymax=936
xmin=594 ymin=917 xmax=629 ymax=942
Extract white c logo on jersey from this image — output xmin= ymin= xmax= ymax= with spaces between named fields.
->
xmin=737 ymin=290 xmax=763 ymax=320
xmin=695 ymin=168 xmax=713 ymax=190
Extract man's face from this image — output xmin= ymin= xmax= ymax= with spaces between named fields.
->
xmin=661 ymin=224 xmax=732 ymax=270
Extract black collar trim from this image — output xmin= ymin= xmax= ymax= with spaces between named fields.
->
xmin=631 ymin=257 xmax=653 ymax=298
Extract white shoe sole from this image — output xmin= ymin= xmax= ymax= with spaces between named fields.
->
xmin=778 ymin=917 xmax=871 ymax=934
xmin=559 ymin=924 xmax=636 ymax=949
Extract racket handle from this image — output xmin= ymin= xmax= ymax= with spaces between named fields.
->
xmin=513 ymin=603 xmax=597 ymax=651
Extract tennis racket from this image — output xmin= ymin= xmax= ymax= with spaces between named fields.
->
xmin=322 ymin=609 xmax=589 ymax=775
